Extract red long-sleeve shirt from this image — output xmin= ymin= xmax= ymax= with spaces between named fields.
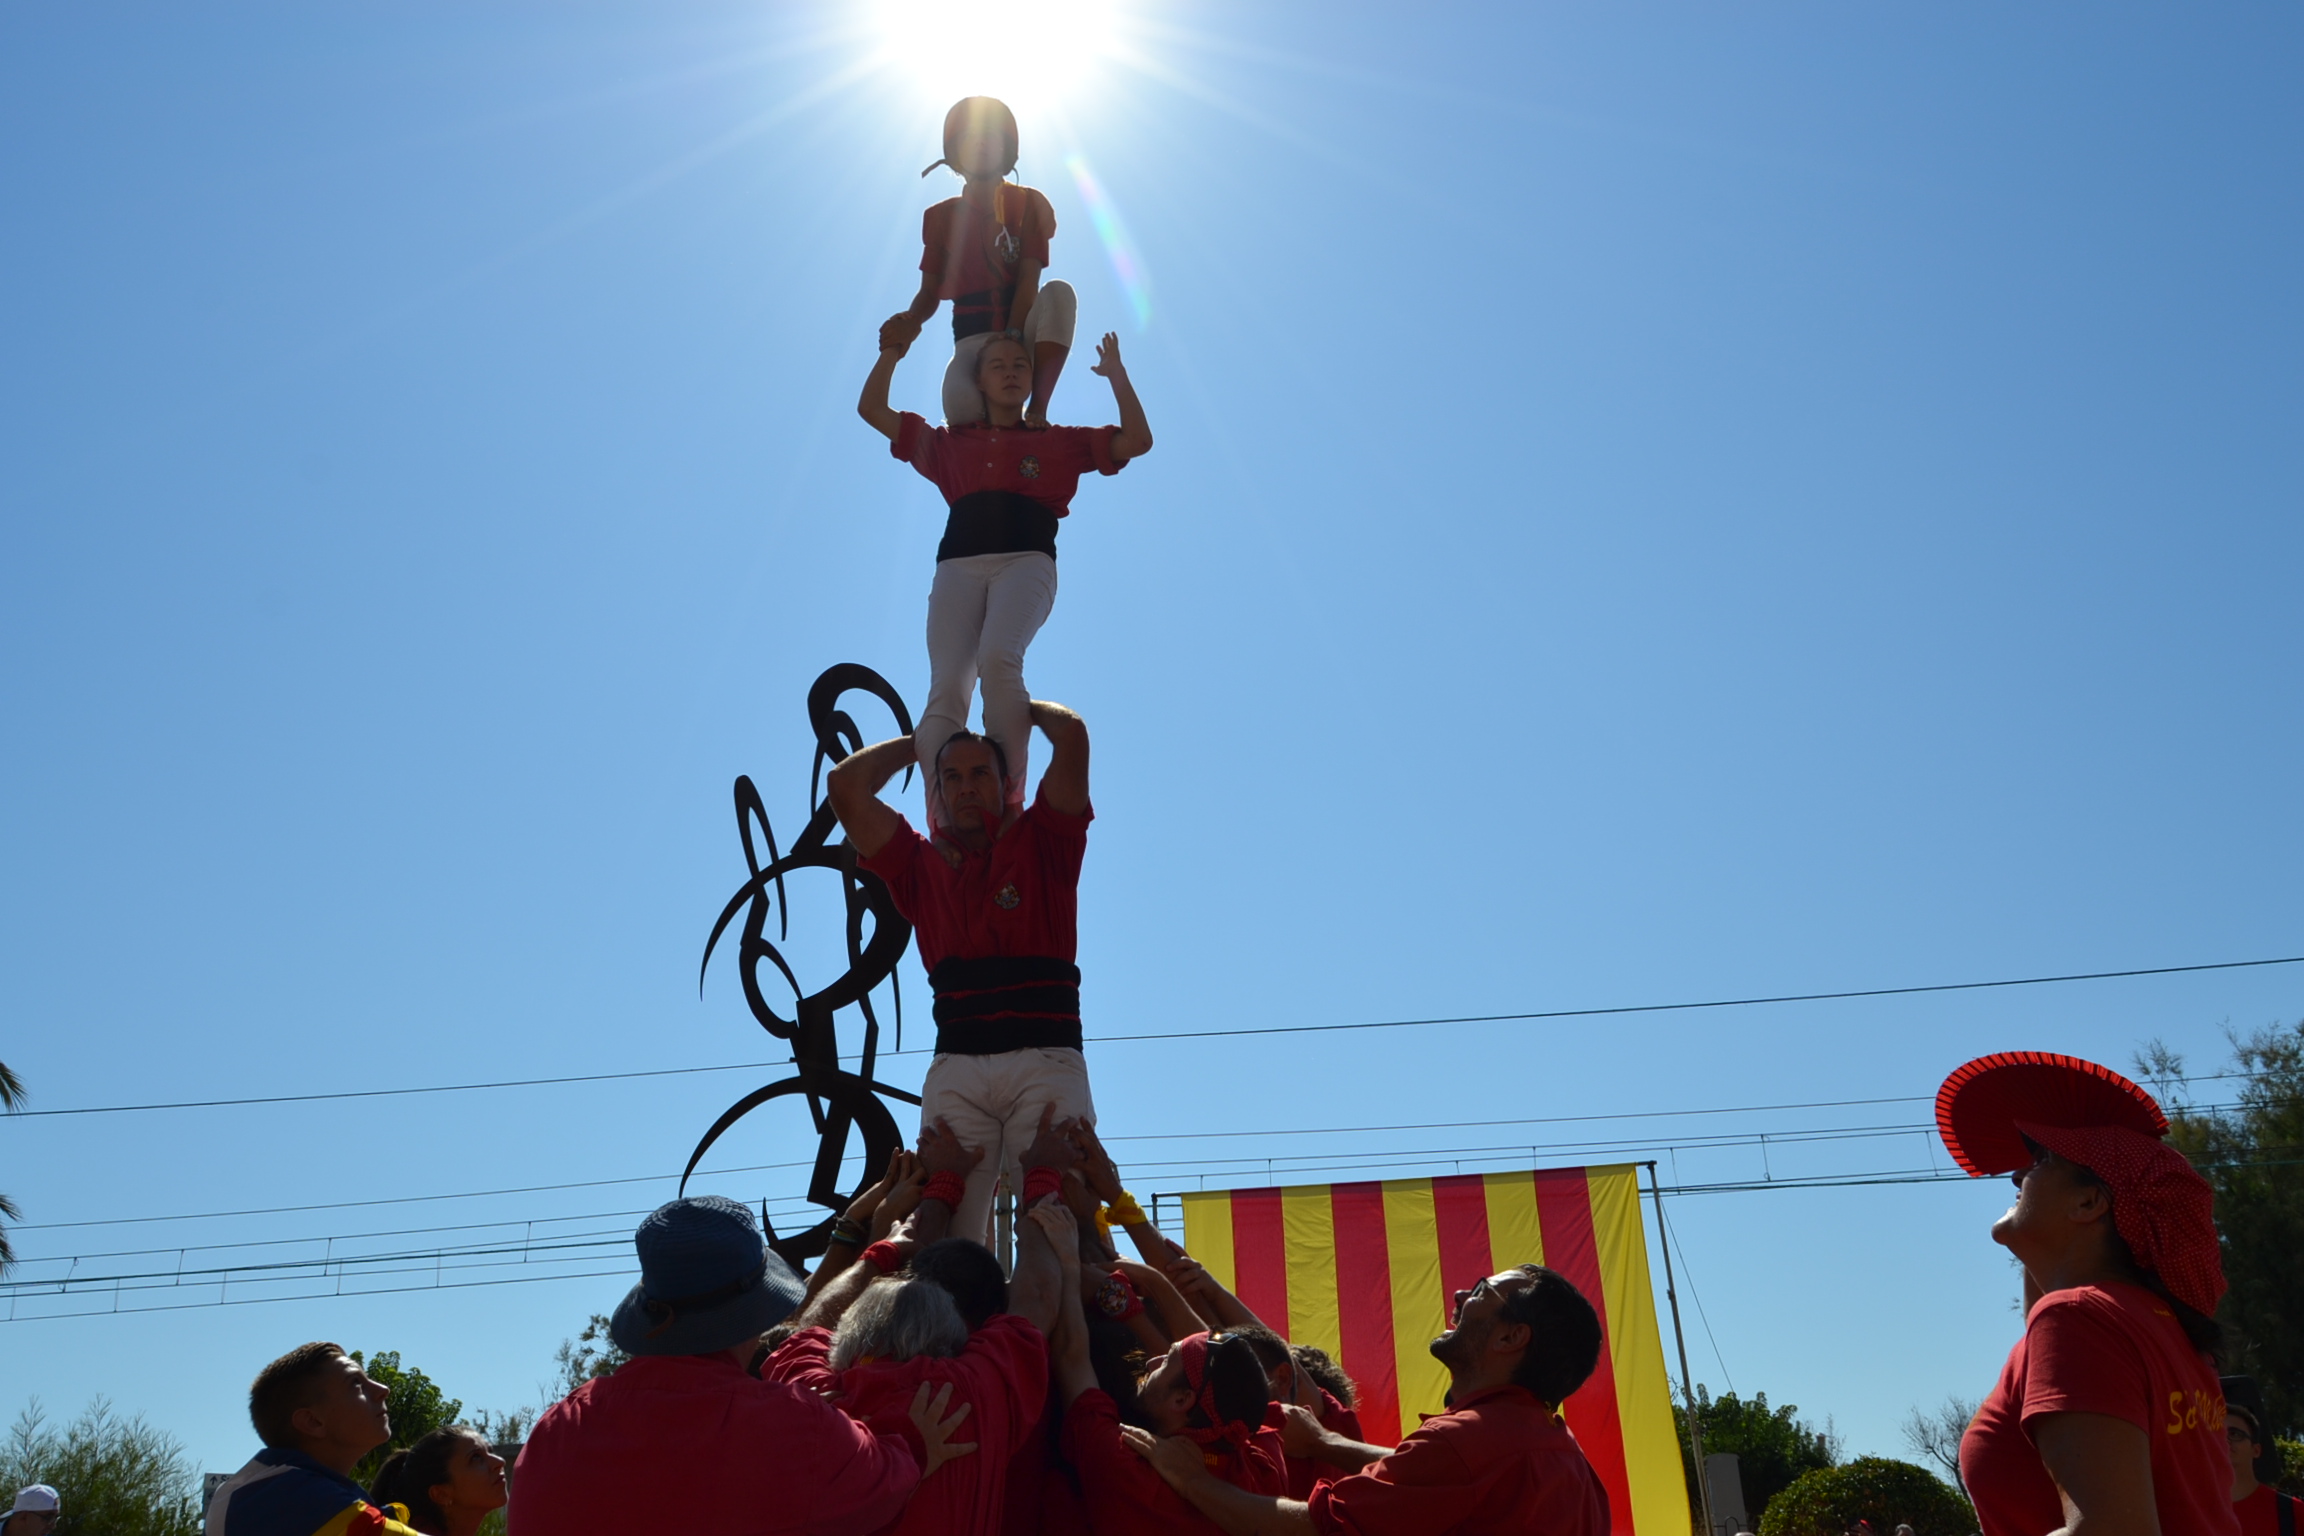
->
xmin=1307 ymin=1386 xmax=1609 ymax=1536
xmin=508 ymin=1353 xmax=921 ymax=1536
xmin=767 ymin=1318 xmax=1048 ymax=1536
xmin=1062 ymin=1390 xmax=1286 ymax=1536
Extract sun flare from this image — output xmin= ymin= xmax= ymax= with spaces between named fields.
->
xmin=871 ymin=0 xmax=1120 ymax=119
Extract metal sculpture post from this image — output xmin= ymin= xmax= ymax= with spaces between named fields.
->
xmin=684 ymin=663 xmax=924 ymax=1268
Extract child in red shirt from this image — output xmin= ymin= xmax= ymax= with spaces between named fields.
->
xmin=881 ymin=97 xmax=1075 ymax=429
xmin=859 ymin=325 xmax=1151 ymax=816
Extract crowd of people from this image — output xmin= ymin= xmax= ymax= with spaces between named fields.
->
xmin=69 ymin=96 xmax=2295 ymax=1536
xmin=168 ymin=1047 xmax=2295 ymax=1536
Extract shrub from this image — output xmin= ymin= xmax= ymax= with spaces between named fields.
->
xmin=1676 ymin=1386 xmax=1838 ymax=1528
xmin=1757 ymin=1456 xmax=1975 ymax=1536
xmin=0 ymin=1398 xmax=202 ymax=1536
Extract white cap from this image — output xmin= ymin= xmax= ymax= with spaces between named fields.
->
xmin=8 ymin=1487 xmax=59 ymax=1515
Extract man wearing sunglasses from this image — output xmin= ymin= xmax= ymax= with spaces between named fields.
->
xmin=1122 ymin=1265 xmax=1613 ymax=1536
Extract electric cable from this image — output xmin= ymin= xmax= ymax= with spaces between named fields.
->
xmin=3 ymin=953 xmax=2294 ymax=1121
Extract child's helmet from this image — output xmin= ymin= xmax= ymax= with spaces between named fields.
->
xmin=922 ymin=96 xmax=1019 ymax=178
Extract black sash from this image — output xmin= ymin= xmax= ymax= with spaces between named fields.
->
xmin=938 ymin=491 xmax=1059 ymax=562
xmin=929 ymin=955 xmax=1083 ymax=1055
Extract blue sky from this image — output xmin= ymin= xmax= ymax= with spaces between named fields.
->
xmin=3 ymin=0 xmax=2300 ymax=1492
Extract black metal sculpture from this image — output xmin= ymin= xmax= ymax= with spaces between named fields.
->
xmin=685 ymin=663 xmax=923 ymax=1267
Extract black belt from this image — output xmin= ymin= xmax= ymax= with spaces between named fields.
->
xmin=951 ymin=289 xmax=1009 ymax=340
xmin=938 ymin=491 xmax=1058 ymax=561
xmin=930 ymin=955 xmax=1083 ymax=1055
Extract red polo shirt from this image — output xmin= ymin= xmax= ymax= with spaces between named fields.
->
xmin=766 ymin=1317 xmax=1048 ymax=1536
xmin=894 ymin=413 xmax=1122 ymax=525
xmin=1307 ymin=1385 xmax=1609 ymax=1536
xmin=859 ymin=794 xmax=1090 ymax=975
xmin=2235 ymin=1484 xmax=2301 ymax=1536
xmin=508 ymin=1353 xmax=920 ymax=1536
xmin=1961 ymin=1282 xmax=2238 ymax=1536
xmin=1063 ymin=1390 xmax=1287 ymax=1536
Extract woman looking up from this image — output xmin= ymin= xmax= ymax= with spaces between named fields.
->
xmin=367 ymin=1427 xmax=507 ymax=1536
xmin=1941 ymin=1051 xmax=2239 ymax=1536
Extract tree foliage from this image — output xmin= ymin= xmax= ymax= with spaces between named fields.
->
xmin=1757 ymin=1457 xmax=1976 ymax=1536
xmin=547 ymin=1314 xmax=628 ymax=1402
xmin=1899 ymin=1395 xmax=1978 ymax=1496
xmin=2145 ymin=1020 xmax=2304 ymax=1436
xmin=1675 ymin=1386 xmax=1838 ymax=1529
xmin=347 ymin=1350 xmax=463 ymax=1488
xmin=0 ymin=1398 xmax=202 ymax=1536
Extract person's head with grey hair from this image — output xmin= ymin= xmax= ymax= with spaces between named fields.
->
xmin=829 ymin=1277 xmax=969 ymax=1372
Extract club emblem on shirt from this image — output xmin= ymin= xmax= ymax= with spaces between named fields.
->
xmin=994 ymin=883 xmax=1021 ymax=910
xmin=1019 ymin=455 xmax=1041 ymax=479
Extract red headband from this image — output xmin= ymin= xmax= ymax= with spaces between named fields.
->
xmin=1173 ymin=1332 xmax=1254 ymax=1453
xmin=2015 ymin=1120 xmax=2225 ymax=1317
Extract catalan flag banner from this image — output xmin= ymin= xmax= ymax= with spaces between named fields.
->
xmin=1180 ymin=1164 xmax=1687 ymax=1535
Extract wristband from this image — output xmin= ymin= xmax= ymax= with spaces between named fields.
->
xmin=1104 ymin=1191 xmax=1147 ymax=1227
xmin=861 ymin=1241 xmax=903 ymax=1276
xmin=1022 ymin=1165 xmax=1064 ymax=1205
xmin=921 ymin=1171 xmax=966 ymax=1209
xmin=1093 ymin=1206 xmax=1112 ymax=1232
xmin=1095 ymin=1272 xmax=1144 ymax=1321
xmin=829 ymin=1217 xmax=867 ymax=1247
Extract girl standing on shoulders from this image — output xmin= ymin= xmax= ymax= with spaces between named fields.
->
xmin=859 ymin=327 xmax=1151 ymax=820
xmin=882 ymin=96 xmax=1076 ymax=428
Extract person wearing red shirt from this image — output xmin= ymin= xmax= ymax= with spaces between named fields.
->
xmin=508 ymin=1196 xmax=974 ymax=1536
xmin=763 ymin=1111 xmax=1074 ymax=1536
xmin=830 ymin=702 xmax=1102 ymax=1245
xmin=1124 ymin=1265 xmax=1611 ymax=1536
xmin=1938 ymin=1051 xmax=2240 ymax=1536
xmin=2223 ymin=1379 xmax=2300 ymax=1536
xmin=881 ymin=98 xmax=1074 ymax=427
xmin=860 ymin=318 xmax=1150 ymax=819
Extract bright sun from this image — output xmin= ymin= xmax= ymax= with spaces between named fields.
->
xmin=871 ymin=0 xmax=1120 ymax=118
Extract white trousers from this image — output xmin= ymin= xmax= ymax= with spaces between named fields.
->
xmin=941 ymin=280 xmax=1078 ymax=425
xmin=920 ymin=1047 xmax=1097 ymax=1247
xmin=917 ymin=550 xmax=1057 ymax=809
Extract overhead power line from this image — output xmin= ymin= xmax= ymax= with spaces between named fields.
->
xmin=4 ymin=952 xmax=2296 ymax=1122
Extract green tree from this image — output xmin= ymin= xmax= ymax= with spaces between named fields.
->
xmin=348 ymin=1350 xmax=463 ymax=1488
xmin=0 ymin=1398 xmax=202 ymax=1536
xmin=2143 ymin=1021 xmax=2304 ymax=1436
xmin=547 ymin=1314 xmax=628 ymax=1401
xmin=1757 ymin=1457 xmax=1975 ymax=1536
xmin=1675 ymin=1386 xmax=1838 ymax=1529
xmin=1 ymin=1060 xmax=25 ymax=1276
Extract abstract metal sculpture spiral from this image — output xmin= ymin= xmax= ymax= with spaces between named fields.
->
xmin=684 ymin=663 xmax=923 ymax=1267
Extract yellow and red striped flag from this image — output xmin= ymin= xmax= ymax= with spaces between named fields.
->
xmin=1180 ymin=1163 xmax=1687 ymax=1535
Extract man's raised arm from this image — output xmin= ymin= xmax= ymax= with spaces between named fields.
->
xmin=826 ymin=735 xmax=917 ymax=860
xmin=1028 ymin=701 xmax=1089 ymax=817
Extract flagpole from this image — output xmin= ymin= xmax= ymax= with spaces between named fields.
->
xmin=1646 ymin=1160 xmax=1715 ymax=1536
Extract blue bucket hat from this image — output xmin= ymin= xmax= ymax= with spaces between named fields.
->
xmin=608 ymin=1196 xmax=806 ymax=1357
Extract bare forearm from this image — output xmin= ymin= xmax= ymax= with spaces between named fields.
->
xmin=796 ymin=1256 xmax=878 ymax=1330
xmin=858 ymin=350 xmax=905 ymax=440
xmin=1173 ymin=1477 xmax=1315 ymax=1536
xmin=1313 ymin=1433 xmax=1389 ymax=1471
xmin=1106 ymin=369 xmax=1152 ymax=457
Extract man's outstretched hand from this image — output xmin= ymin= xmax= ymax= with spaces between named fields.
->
xmin=918 ymin=1117 xmax=986 ymax=1179
xmin=1019 ymin=1105 xmax=1080 ymax=1187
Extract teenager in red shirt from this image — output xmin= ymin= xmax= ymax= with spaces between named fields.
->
xmin=1124 ymin=1266 xmax=1611 ymax=1536
xmin=860 ymin=319 xmax=1150 ymax=820
xmin=1939 ymin=1052 xmax=2240 ymax=1536
xmin=829 ymin=703 xmax=1102 ymax=1244
xmin=882 ymin=97 xmax=1074 ymax=428
xmin=2223 ymin=1379 xmax=2299 ymax=1536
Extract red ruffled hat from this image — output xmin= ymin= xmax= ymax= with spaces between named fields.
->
xmin=1935 ymin=1051 xmax=2224 ymax=1317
